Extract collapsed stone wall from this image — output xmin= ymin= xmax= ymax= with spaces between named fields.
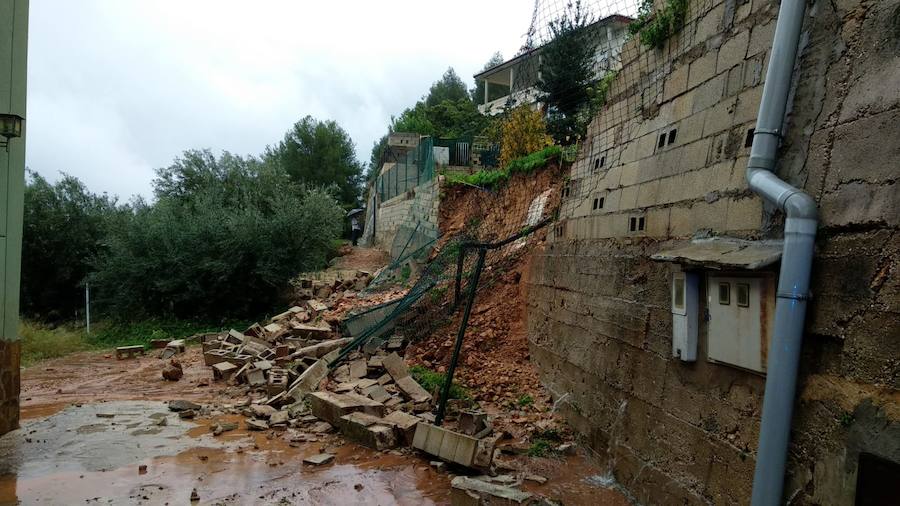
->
xmin=372 ymin=178 xmax=440 ymax=259
xmin=526 ymin=0 xmax=899 ymax=503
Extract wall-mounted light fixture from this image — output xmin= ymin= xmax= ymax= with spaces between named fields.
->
xmin=0 ymin=114 xmax=24 ymax=152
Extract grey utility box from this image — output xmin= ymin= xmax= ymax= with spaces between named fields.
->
xmin=671 ymin=271 xmax=699 ymax=361
xmin=706 ymin=274 xmax=775 ymax=374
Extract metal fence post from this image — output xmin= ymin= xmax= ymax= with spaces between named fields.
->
xmin=435 ymin=247 xmax=486 ymax=426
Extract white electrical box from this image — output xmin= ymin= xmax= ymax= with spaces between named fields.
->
xmin=671 ymin=271 xmax=699 ymax=361
xmin=707 ymin=274 xmax=775 ymax=374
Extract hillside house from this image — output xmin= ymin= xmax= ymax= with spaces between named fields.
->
xmin=474 ymin=14 xmax=632 ymax=115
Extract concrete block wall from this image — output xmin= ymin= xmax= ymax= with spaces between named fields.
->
xmin=527 ymin=0 xmax=900 ymax=503
xmin=373 ymin=178 xmax=440 ymax=259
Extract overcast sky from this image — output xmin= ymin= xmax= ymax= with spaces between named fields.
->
xmin=25 ymin=0 xmax=533 ymax=200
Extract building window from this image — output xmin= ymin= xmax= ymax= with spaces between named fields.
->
xmin=718 ymin=282 xmax=731 ymax=305
xmin=745 ymin=128 xmax=755 ymax=148
xmin=667 ymin=129 xmax=677 ymax=145
xmin=658 ymin=133 xmax=666 ymax=148
xmin=737 ymin=283 xmax=750 ymax=307
xmin=629 ymin=215 xmax=646 ymax=232
xmin=592 ymin=196 xmax=605 ymax=211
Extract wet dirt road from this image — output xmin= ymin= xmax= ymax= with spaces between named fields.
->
xmin=3 ymin=348 xmax=633 ymax=505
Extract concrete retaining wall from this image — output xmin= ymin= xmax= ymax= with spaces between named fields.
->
xmin=373 ymin=178 xmax=440 ymax=259
xmin=526 ymin=0 xmax=900 ymax=503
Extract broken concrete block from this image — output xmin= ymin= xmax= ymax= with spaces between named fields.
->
xmin=363 ymin=384 xmax=391 ymax=404
xmin=245 ymin=323 xmax=265 ymax=338
xmin=311 ymin=421 xmax=334 ymax=433
xmin=458 ymin=410 xmax=488 ymax=436
xmin=250 ymin=404 xmax=277 ymax=419
xmin=349 ymin=359 xmax=368 ymax=379
xmin=286 ymin=359 xmax=328 ymax=400
xmin=413 ymin=423 xmax=493 ymax=470
xmin=306 ymin=299 xmax=328 ymax=315
xmin=263 ymin=322 xmax=284 ymax=334
xmin=267 ymin=369 xmax=289 ymax=397
xmin=338 ymin=412 xmax=398 ymax=450
xmin=377 ymin=374 xmax=392 ymax=385
xmin=333 ymin=364 xmax=351 ymax=383
xmin=290 ymin=338 xmax=350 ymax=360
xmin=246 ymin=368 xmax=266 ymax=387
xmin=307 ymin=391 xmax=385 ymax=425
xmin=225 ymin=329 xmax=245 ymax=344
xmin=115 ymin=345 xmax=144 ymax=360
xmin=396 ymin=376 xmax=433 ymax=403
xmin=149 ymin=339 xmax=170 ymax=349
xmin=168 ymin=400 xmax=201 ymax=412
xmin=303 ymin=453 xmax=334 ymax=466
xmin=354 ymin=379 xmax=377 ymax=391
xmin=384 ymin=411 xmax=420 ymax=445
xmin=382 ymin=352 xmax=409 ymax=381
xmin=269 ymin=410 xmax=290 ymax=426
xmin=212 ymin=361 xmax=239 ymax=381
xmin=450 ymin=476 xmax=533 ymax=505
xmin=203 ymin=349 xmax=231 ymax=367
xmin=211 ymin=422 xmax=238 ymax=436
xmin=290 ymin=322 xmax=332 ymax=340
xmin=246 ymin=419 xmax=269 ymax=431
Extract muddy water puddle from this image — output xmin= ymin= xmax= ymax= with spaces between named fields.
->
xmin=0 ymin=401 xmax=450 ymax=505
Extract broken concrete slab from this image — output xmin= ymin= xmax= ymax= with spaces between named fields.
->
xmin=303 ymin=453 xmax=335 ymax=466
xmin=286 ymin=359 xmax=328 ymax=400
xmin=450 ymin=476 xmax=533 ymax=505
xmin=168 ymin=400 xmax=201 ymax=412
xmin=290 ymin=322 xmax=331 ymax=340
xmin=246 ymin=419 xmax=269 ymax=431
xmin=290 ymin=338 xmax=350 ymax=360
xmin=269 ymin=410 xmax=290 ymax=426
xmin=458 ymin=410 xmax=488 ymax=436
xmin=363 ymin=384 xmax=391 ymax=404
xmin=349 ymin=359 xmax=368 ymax=379
xmin=396 ymin=376 xmax=432 ymax=403
xmin=250 ymin=404 xmax=277 ymax=419
xmin=381 ymin=352 xmax=409 ymax=382
xmin=115 ymin=345 xmax=144 ymax=360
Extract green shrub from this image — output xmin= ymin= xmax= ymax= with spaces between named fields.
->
xmin=527 ymin=439 xmax=554 ymax=457
xmin=447 ymin=145 xmax=561 ymax=189
xmin=517 ymin=394 xmax=534 ymax=407
xmin=629 ymin=0 xmax=689 ymax=49
xmin=20 ymin=322 xmax=90 ymax=366
xmin=91 ymin=150 xmax=344 ymax=319
xmin=409 ymin=365 xmax=468 ymax=399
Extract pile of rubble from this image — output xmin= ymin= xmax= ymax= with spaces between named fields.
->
xmin=179 ymin=269 xmax=564 ymax=504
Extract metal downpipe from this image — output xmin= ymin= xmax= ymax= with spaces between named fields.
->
xmin=746 ymin=0 xmax=819 ymax=504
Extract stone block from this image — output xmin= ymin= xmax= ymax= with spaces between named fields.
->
xmin=716 ymin=31 xmax=749 ymax=74
xmin=747 ymin=19 xmax=776 ymax=57
xmin=725 ymin=197 xmax=762 ymax=231
xmin=688 ymin=52 xmax=717 ymax=90
xmin=291 ymin=338 xmax=349 ymax=359
xmin=338 ymin=412 xmax=398 ymax=450
xmin=663 ymin=63 xmax=689 ymax=101
xmin=203 ymin=349 xmax=230 ymax=367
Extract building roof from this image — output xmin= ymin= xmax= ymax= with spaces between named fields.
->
xmin=651 ymin=238 xmax=784 ymax=270
xmin=473 ymin=14 xmax=634 ymax=80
